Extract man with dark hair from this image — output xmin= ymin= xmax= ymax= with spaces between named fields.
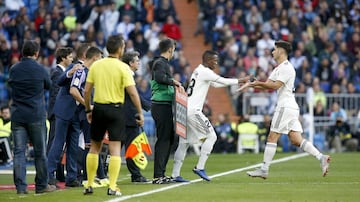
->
xmin=245 ymin=40 xmax=331 ymax=179
xmin=171 ymin=50 xmax=245 ymax=182
xmin=122 ymin=51 xmax=151 ymax=183
xmin=47 ymin=47 xmax=74 ymax=183
xmin=8 ymin=40 xmax=55 ymax=194
xmin=47 ymin=44 xmax=88 ymax=188
xmin=83 ymin=35 xmax=144 ymax=196
xmin=69 ymin=46 xmax=106 ymax=186
xmin=150 ymin=38 xmax=184 ymax=184
xmin=47 ymin=47 xmax=74 ymax=153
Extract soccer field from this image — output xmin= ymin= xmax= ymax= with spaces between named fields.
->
xmin=1 ymin=152 xmax=359 ymax=202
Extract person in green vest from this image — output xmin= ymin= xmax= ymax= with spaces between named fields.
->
xmin=0 ymin=105 xmax=12 ymax=164
xmin=236 ymin=114 xmax=259 ymax=153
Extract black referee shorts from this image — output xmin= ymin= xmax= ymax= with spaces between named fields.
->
xmin=90 ymin=103 xmax=125 ymax=142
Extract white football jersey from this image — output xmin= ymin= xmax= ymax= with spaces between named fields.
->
xmin=268 ymin=60 xmax=299 ymax=110
xmin=187 ymin=64 xmax=238 ymax=112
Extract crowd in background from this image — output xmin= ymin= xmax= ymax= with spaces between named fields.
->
xmin=0 ymin=0 xmax=190 ymax=107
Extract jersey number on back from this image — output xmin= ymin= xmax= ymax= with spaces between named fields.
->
xmin=187 ymin=78 xmax=196 ymax=97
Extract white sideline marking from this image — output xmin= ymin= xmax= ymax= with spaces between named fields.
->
xmin=0 ymin=170 xmax=36 ymax=175
xmin=105 ymin=153 xmax=309 ymax=202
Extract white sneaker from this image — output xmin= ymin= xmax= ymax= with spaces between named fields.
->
xmin=246 ymin=168 xmax=268 ymax=179
xmin=320 ymin=155 xmax=330 ymax=177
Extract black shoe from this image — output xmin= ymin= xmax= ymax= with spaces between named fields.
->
xmin=17 ymin=190 xmax=28 ymax=194
xmin=48 ymin=178 xmax=60 ymax=188
xmin=83 ymin=186 xmax=93 ymax=195
xmin=107 ymin=188 xmax=122 ymax=196
xmin=65 ymin=180 xmax=82 ymax=187
xmin=132 ymin=176 xmax=149 ymax=183
xmin=35 ymin=184 xmax=56 ymax=194
xmin=152 ymin=176 xmax=172 ymax=184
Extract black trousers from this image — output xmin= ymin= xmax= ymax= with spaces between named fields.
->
xmin=47 ymin=115 xmax=65 ymax=182
xmin=46 ymin=115 xmax=56 ymax=154
xmin=124 ymin=126 xmax=143 ymax=180
xmin=151 ymin=103 xmax=175 ymax=178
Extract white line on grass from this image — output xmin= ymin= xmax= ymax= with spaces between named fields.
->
xmin=0 ymin=170 xmax=36 ymax=175
xmin=105 ymin=153 xmax=309 ymax=202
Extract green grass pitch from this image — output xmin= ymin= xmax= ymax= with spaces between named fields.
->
xmin=1 ymin=152 xmax=359 ymax=202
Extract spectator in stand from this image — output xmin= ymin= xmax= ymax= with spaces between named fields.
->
xmin=128 ymin=22 xmax=143 ymax=42
xmin=236 ymin=114 xmax=259 ymax=153
xmin=118 ymin=0 xmax=138 ymax=23
xmin=243 ymin=47 xmax=258 ymax=74
xmin=228 ymin=12 xmax=245 ymax=41
xmin=115 ymin=14 xmax=135 ymax=41
xmin=63 ymin=8 xmax=77 ymax=31
xmin=312 ymin=80 xmax=327 ymax=109
xmin=100 ymin=1 xmax=119 ymax=39
xmin=296 ymin=58 xmax=311 ymax=83
xmin=74 ymin=0 xmax=93 ymax=25
xmin=201 ymin=0 xmax=217 ymax=45
xmin=161 ymin=15 xmax=182 ymax=42
xmin=245 ymin=5 xmax=263 ymax=33
xmin=144 ymin=21 xmax=161 ymax=52
xmin=5 ymin=0 xmax=24 ymax=17
xmin=0 ymin=105 xmax=12 ymax=165
xmin=347 ymin=31 xmax=360 ymax=57
xmin=256 ymin=32 xmax=274 ymax=57
xmin=133 ymin=32 xmax=149 ymax=56
xmin=81 ymin=2 xmax=102 ymax=32
xmin=84 ymin=24 xmax=97 ymax=42
xmin=155 ymin=0 xmax=179 ymax=24
xmin=139 ymin=0 xmax=155 ymax=24
xmin=214 ymin=113 xmax=236 ymax=154
xmin=337 ymin=41 xmax=354 ymax=65
xmin=290 ymin=48 xmax=306 ymax=70
xmin=327 ymin=115 xmax=358 ymax=152
xmin=314 ymin=100 xmax=326 ymax=117
xmin=330 ymin=101 xmax=347 ymax=122
xmin=316 ymin=58 xmax=332 ymax=86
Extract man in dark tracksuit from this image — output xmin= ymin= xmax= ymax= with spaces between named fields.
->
xmin=150 ymin=38 xmax=184 ymax=184
xmin=122 ymin=51 xmax=151 ymax=182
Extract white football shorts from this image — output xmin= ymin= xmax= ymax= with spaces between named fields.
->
xmin=180 ymin=109 xmax=216 ymax=144
xmin=271 ymin=107 xmax=303 ymax=134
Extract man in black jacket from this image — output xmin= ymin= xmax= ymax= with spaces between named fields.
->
xmin=122 ymin=51 xmax=151 ymax=183
xmin=150 ymin=38 xmax=184 ymax=184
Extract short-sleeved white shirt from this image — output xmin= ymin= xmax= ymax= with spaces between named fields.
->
xmin=187 ymin=64 xmax=238 ymax=112
xmin=268 ymin=60 xmax=299 ymax=110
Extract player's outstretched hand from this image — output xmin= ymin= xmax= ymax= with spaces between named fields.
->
xmin=238 ymin=75 xmax=256 ymax=84
xmin=236 ymin=82 xmax=250 ymax=92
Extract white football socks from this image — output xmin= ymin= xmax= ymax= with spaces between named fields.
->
xmin=300 ymin=139 xmax=322 ymax=160
xmin=172 ymin=142 xmax=189 ymax=177
xmin=261 ymin=142 xmax=277 ymax=171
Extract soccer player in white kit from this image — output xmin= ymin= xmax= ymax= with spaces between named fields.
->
xmin=171 ymin=50 xmax=247 ymax=182
xmin=245 ymin=40 xmax=330 ymax=179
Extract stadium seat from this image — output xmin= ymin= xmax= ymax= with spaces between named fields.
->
xmin=237 ymin=133 xmax=259 ymax=154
